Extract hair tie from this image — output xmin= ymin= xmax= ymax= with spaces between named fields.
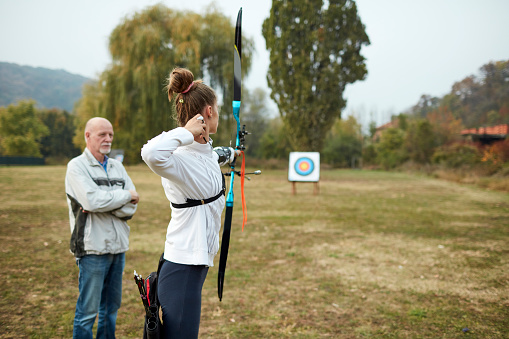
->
xmin=181 ymin=81 xmax=194 ymax=94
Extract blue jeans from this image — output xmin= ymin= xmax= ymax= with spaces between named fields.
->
xmin=73 ymin=253 xmax=125 ymax=339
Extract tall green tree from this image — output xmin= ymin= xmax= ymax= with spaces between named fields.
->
xmin=262 ymin=0 xmax=369 ymax=151
xmin=75 ymin=4 xmax=253 ymax=162
xmin=0 ymin=100 xmax=48 ymax=157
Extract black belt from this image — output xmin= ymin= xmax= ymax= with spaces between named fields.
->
xmin=171 ymin=189 xmax=225 ymax=209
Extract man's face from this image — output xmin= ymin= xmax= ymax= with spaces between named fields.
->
xmin=86 ymin=121 xmax=114 ymax=156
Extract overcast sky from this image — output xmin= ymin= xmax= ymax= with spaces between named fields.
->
xmin=1 ymin=0 xmax=508 ymax=126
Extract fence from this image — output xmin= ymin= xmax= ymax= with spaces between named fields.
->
xmin=0 ymin=156 xmax=45 ymax=165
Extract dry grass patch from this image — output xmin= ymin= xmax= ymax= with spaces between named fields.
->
xmin=0 ymin=166 xmax=508 ymax=338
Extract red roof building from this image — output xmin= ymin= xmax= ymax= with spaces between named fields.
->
xmin=373 ymin=120 xmax=399 ymax=140
xmin=461 ymin=124 xmax=508 ymax=143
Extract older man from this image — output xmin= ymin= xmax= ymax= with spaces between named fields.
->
xmin=65 ymin=117 xmax=139 ymax=339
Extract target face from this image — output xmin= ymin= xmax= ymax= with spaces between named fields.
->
xmin=294 ymin=157 xmax=314 ymax=176
xmin=288 ymin=152 xmax=320 ymax=182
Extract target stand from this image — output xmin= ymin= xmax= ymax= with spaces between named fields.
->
xmin=288 ymin=152 xmax=320 ymax=195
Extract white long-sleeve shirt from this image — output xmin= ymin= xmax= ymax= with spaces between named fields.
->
xmin=141 ymin=127 xmax=229 ymax=267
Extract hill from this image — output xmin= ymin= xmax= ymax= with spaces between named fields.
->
xmin=0 ymin=62 xmax=91 ymax=112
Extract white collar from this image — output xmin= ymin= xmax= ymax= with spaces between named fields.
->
xmin=185 ymin=137 xmax=214 ymax=154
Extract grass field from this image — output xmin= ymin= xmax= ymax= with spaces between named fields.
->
xmin=0 ymin=165 xmax=508 ymax=338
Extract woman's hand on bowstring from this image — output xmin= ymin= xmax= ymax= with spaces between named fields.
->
xmin=185 ymin=114 xmax=208 ymax=142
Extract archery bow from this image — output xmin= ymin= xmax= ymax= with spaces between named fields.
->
xmin=217 ymin=7 xmax=252 ymax=302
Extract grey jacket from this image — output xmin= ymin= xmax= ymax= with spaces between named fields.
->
xmin=65 ymin=148 xmax=137 ymax=257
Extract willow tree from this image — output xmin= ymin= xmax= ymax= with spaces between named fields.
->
xmin=262 ymin=0 xmax=369 ymax=151
xmin=75 ymin=4 xmax=252 ymax=162
xmin=73 ymin=81 xmax=104 ymax=150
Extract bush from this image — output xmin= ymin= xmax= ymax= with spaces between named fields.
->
xmin=376 ymin=128 xmax=407 ymax=169
xmin=362 ymin=144 xmax=377 ymax=166
xmin=322 ymin=134 xmax=362 ymax=168
xmin=432 ymin=142 xmax=482 ymax=168
xmin=482 ymin=139 xmax=509 ymax=165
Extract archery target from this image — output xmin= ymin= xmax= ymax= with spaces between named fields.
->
xmin=295 ymin=157 xmax=314 ymax=176
xmin=288 ymin=152 xmax=320 ymax=182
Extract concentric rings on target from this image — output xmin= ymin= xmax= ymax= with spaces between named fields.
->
xmin=294 ymin=157 xmax=314 ymax=176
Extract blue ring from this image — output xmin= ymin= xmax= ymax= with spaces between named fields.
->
xmin=294 ymin=157 xmax=314 ymax=176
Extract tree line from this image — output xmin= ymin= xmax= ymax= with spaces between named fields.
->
xmin=360 ymin=60 xmax=509 ymax=173
xmin=1 ymin=59 xmax=508 ymax=172
xmin=1 ymin=2 xmax=507 ymax=174
xmin=0 ymin=100 xmax=79 ymax=161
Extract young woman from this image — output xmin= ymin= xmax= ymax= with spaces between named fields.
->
xmin=141 ymin=67 xmax=236 ymax=338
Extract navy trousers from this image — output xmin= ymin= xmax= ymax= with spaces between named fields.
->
xmin=157 ymin=260 xmax=209 ymax=339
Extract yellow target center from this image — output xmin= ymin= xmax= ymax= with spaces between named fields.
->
xmin=299 ymin=163 xmax=310 ymax=171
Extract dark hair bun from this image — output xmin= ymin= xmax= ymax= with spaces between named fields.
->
xmin=167 ymin=68 xmax=194 ymax=99
xmin=165 ymin=67 xmax=216 ymax=127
